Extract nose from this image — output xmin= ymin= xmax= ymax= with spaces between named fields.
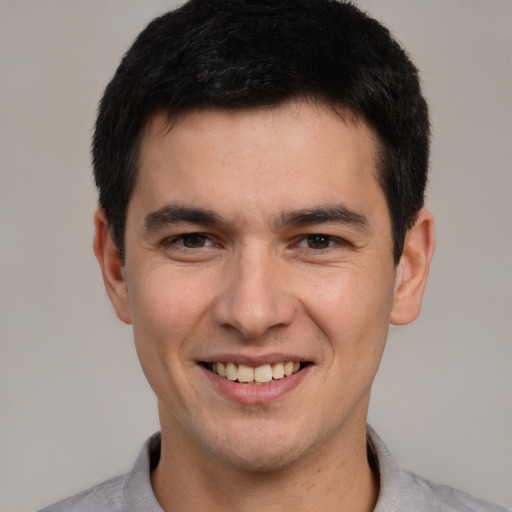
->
xmin=213 ymin=246 xmax=296 ymax=339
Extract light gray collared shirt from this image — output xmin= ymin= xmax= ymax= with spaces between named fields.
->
xmin=39 ymin=427 xmax=509 ymax=512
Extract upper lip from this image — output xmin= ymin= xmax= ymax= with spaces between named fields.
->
xmin=198 ymin=352 xmax=312 ymax=366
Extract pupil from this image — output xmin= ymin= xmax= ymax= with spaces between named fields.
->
xmin=184 ymin=234 xmax=205 ymax=248
xmin=308 ymin=235 xmax=329 ymax=249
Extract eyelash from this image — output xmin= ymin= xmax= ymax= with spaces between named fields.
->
xmin=165 ymin=233 xmax=214 ymax=249
xmin=295 ymin=234 xmax=345 ymax=250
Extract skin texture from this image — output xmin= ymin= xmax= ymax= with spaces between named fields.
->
xmin=94 ymin=100 xmax=434 ymax=512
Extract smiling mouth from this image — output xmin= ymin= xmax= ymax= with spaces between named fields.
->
xmin=202 ymin=361 xmax=310 ymax=384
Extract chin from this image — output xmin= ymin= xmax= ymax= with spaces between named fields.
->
xmin=205 ymin=424 xmax=311 ymax=473
xmin=215 ymin=445 xmax=302 ymax=473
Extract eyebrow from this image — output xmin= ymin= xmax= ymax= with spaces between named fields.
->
xmin=143 ymin=203 xmax=370 ymax=235
xmin=277 ymin=205 xmax=369 ymax=231
xmin=144 ymin=205 xmax=225 ymax=234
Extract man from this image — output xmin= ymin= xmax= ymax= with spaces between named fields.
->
xmin=40 ymin=1 xmax=508 ymax=511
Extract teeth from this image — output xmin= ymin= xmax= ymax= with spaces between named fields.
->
xmin=284 ymin=361 xmax=294 ymax=377
xmin=254 ymin=364 xmax=273 ymax=383
xmin=272 ymin=362 xmax=285 ymax=379
xmin=226 ymin=362 xmax=237 ymax=381
xmin=238 ymin=364 xmax=254 ymax=383
xmin=208 ymin=361 xmax=303 ymax=383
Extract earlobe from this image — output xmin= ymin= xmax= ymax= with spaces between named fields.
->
xmin=390 ymin=209 xmax=435 ymax=325
xmin=93 ymin=209 xmax=132 ymax=324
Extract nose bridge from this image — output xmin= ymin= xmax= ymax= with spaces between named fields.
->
xmin=214 ymin=241 xmax=295 ymax=339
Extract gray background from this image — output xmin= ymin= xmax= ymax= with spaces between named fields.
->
xmin=1 ymin=1 xmax=511 ymax=511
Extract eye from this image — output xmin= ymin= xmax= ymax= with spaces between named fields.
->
xmin=298 ymin=234 xmax=335 ymax=249
xmin=171 ymin=233 xmax=212 ymax=248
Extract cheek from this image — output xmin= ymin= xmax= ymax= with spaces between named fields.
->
xmin=126 ymin=268 xmax=214 ymax=404
xmin=127 ymin=267 xmax=214 ymax=359
xmin=299 ymin=265 xmax=394 ymax=357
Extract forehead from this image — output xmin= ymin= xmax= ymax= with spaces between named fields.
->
xmin=132 ymin=101 xmax=386 ymax=224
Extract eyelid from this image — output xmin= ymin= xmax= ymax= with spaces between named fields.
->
xmin=294 ymin=234 xmax=350 ymax=249
xmin=297 ymin=235 xmax=331 ymax=248
xmin=165 ymin=232 xmax=216 ymax=248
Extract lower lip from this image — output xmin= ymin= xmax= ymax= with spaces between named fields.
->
xmin=200 ymin=365 xmax=312 ymax=404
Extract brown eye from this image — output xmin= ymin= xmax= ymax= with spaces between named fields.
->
xmin=181 ymin=233 xmax=208 ymax=248
xmin=306 ymin=235 xmax=332 ymax=249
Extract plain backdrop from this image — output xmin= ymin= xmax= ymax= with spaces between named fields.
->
xmin=1 ymin=1 xmax=511 ymax=511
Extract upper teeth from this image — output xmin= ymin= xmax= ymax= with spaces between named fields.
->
xmin=210 ymin=362 xmax=301 ymax=383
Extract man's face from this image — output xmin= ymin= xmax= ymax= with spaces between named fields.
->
xmin=113 ymin=101 xmax=401 ymax=470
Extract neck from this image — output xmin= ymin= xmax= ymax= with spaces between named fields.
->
xmin=151 ymin=413 xmax=378 ymax=512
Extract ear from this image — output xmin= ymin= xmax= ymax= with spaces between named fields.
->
xmin=390 ymin=209 xmax=435 ymax=325
xmin=93 ymin=209 xmax=132 ymax=324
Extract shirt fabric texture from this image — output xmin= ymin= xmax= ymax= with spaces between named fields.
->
xmin=39 ymin=427 xmax=509 ymax=512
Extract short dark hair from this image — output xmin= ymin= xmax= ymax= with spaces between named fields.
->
xmin=93 ymin=0 xmax=429 ymax=264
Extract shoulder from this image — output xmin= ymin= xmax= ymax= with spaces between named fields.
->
xmin=37 ymin=432 xmax=163 ymax=512
xmin=398 ymin=469 xmax=510 ymax=512
xmin=37 ymin=474 xmax=126 ymax=512
xmin=367 ymin=426 xmax=510 ymax=512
